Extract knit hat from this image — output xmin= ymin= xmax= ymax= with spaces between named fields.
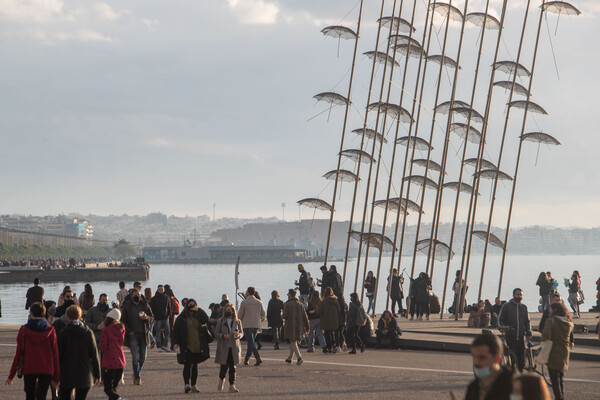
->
xmin=107 ymin=308 xmax=121 ymax=321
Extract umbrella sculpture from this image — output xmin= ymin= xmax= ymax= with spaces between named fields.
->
xmin=416 ymin=238 xmax=454 ymax=261
xmin=340 ymin=149 xmax=376 ymax=164
xmin=431 ymin=2 xmax=464 ymax=22
xmin=452 ymin=106 xmax=485 ymax=125
xmin=402 ymin=175 xmax=439 ymax=190
xmin=463 ymin=158 xmax=497 ymax=170
xmin=450 ymin=123 xmax=482 ymax=144
xmin=412 ymin=159 xmax=443 ymax=173
xmin=472 ymin=231 xmax=505 ymax=250
xmin=363 ymin=51 xmax=400 ymax=68
xmin=435 ymin=100 xmax=470 ymax=114
xmin=393 ymin=43 xmax=427 ymax=59
xmin=352 ymin=127 xmax=388 ymax=144
xmin=314 ymin=91 xmax=351 ymax=122
xmin=377 ymin=16 xmax=416 ymax=33
xmin=297 ymin=198 xmax=333 ymax=228
xmin=427 ymin=55 xmax=460 ymax=70
xmin=493 ymin=80 xmax=531 ymax=97
xmin=396 ymin=136 xmax=433 ymax=151
xmin=541 ymin=1 xmax=581 ymax=35
xmin=367 ymin=102 xmax=413 ymax=123
xmin=323 ymin=169 xmax=359 ymax=182
xmin=389 ymin=34 xmax=422 ymax=49
xmin=443 ymin=181 xmax=479 ymax=196
xmin=521 ymin=132 xmax=561 ymax=166
xmin=321 ymin=25 xmax=357 ymax=57
xmin=508 ymin=100 xmax=548 ymax=115
xmin=465 ymin=12 xmax=501 ymax=30
xmin=473 ymin=169 xmax=513 ymax=181
xmin=373 ymin=199 xmax=408 ymax=215
xmin=493 ymin=60 xmax=531 ymax=77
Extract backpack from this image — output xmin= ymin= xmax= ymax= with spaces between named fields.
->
xmin=355 ymin=303 xmax=367 ymax=327
xmin=170 ymin=296 xmax=180 ymax=315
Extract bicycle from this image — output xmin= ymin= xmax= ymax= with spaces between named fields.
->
xmin=524 ymin=341 xmax=552 ymax=387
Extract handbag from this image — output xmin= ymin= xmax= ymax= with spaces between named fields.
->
xmin=16 ymin=328 xmax=26 ymax=379
xmin=202 ymin=324 xmax=214 ymax=344
xmin=534 ymin=341 xmax=552 ymax=365
xmin=176 ymin=351 xmax=186 ymax=365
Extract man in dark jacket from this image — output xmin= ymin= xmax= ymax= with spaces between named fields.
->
xmin=329 ymin=265 xmax=343 ymax=298
xmin=295 ymin=264 xmax=311 ymax=306
xmin=387 ymin=269 xmax=404 ymax=317
xmin=25 ymin=277 xmax=44 ymax=310
xmin=318 ymin=266 xmax=334 ymax=295
xmin=58 ymin=305 xmax=101 ymax=400
xmin=465 ymin=333 xmax=512 ymax=400
xmin=498 ymin=288 xmax=532 ymax=371
xmin=122 ymin=288 xmax=153 ymax=385
xmin=150 ymin=285 xmax=172 ymax=352
xmin=84 ymin=293 xmax=111 ymax=343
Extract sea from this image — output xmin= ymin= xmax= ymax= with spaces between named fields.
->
xmin=0 ymin=254 xmax=598 ymax=325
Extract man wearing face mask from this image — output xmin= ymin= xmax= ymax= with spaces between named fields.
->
xmin=85 ymin=293 xmax=111 ymax=343
xmin=53 ymin=291 xmax=76 ymax=335
xmin=498 ymin=288 xmax=532 ymax=372
xmin=464 ymin=333 xmax=513 ymax=400
xmin=121 ymin=288 xmax=154 ymax=385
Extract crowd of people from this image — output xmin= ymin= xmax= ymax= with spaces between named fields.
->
xmin=6 ymin=265 xmax=600 ymax=400
xmin=0 ymin=257 xmax=148 ymax=270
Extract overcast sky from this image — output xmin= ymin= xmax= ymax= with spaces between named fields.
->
xmin=0 ymin=0 xmax=598 ymax=228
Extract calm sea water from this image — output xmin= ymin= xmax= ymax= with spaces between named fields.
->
xmin=1 ymin=254 xmax=598 ymax=325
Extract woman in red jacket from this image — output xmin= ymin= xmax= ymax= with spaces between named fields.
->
xmin=98 ymin=308 xmax=126 ymax=400
xmin=5 ymin=302 xmax=60 ymax=400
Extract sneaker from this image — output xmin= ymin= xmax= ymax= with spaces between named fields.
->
xmin=285 ymin=358 xmax=292 ymax=364
xmin=323 ymin=348 xmax=328 ymax=353
xmin=243 ymin=358 xmax=249 ymax=366
xmin=134 ymin=378 xmax=141 ymax=386
xmin=349 ymin=350 xmax=357 ymax=354
xmin=332 ymin=347 xmax=338 ymax=354
xmin=158 ymin=348 xmax=163 ymax=353
xmin=410 ymin=316 xmax=414 ymax=321
xmin=150 ymin=341 xmax=156 ymax=349
xmin=218 ymin=379 xmax=225 ymax=392
xmin=229 ymin=384 xmax=239 ymax=393
xmin=274 ymin=344 xmax=280 ymax=350
xmin=190 ymin=385 xmax=199 ymax=393
xmin=342 ymin=344 xmax=348 ymax=352
xmin=360 ymin=344 xmax=365 ymax=353
xmin=185 ymin=385 xmax=191 ymax=394
xmin=162 ymin=347 xmax=171 ymax=353
xmin=297 ymin=358 xmax=303 ymax=365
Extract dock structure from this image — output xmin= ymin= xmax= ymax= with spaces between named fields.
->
xmin=0 ymin=263 xmax=149 ymax=283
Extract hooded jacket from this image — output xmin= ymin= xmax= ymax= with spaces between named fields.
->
xmin=498 ymin=299 xmax=532 ymax=339
xmin=318 ymin=296 xmax=340 ymax=331
xmin=98 ymin=322 xmax=126 ymax=369
xmin=542 ymin=316 xmax=574 ymax=372
xmin=8 ymin=319 xmax=59 ymax=381
xmin=58 ymin=321 xmax=101 ymax=388
xmin=238 ymin=295 xmax=265 ymax=330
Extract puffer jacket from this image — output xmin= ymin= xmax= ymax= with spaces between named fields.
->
xmin=498 ymin=299 xmax=532 ymax=339
xmin=58 ymin=321 xmax=101 ymax=389
xmin=98 ymin=322 xmax=126 ymax=369
xmin=8 ymin=319 xmax=59 ymax=381
xmin=318 ymin=296 xmax=340 ymax=331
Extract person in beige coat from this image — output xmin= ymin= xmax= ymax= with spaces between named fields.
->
xmin=214 ymin=304 xmax=244 ymax=393
xmin=282 ymin=289 xmax=309 ymax=365
xmin=237 ymin=287 xmax=265 ymax=366
xmin=542 ymin=302 xmax=573 ymax=400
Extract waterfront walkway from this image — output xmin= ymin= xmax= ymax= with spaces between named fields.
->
xmin=1 ymin=315 xmax=599 ymax=399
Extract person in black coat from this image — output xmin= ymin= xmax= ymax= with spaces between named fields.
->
xmin=465 ymin=333 xmax=513 ymax=400
xmin=415 ymin=273 xmax=431 ymax=320
xmin=267 ymin=291 xmax=284 ymax=349
xmin=57 ymin=305 xmax=101 ymax=400
xmin=150 ymin=285 xmax=172 ymax=351
xmin=172 ymin=299 xmax=210 ymax=394
xmin=376 ymin=311 xmax=399 ymax=349
xmin=318 ymin=266 xmax=336 ymax=295
xmin=387 ymin=269 xmax=404 ymax=317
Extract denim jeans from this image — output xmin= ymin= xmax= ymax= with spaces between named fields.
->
xmin=366 ymin=296 xmax=374 ymax=314
xmin=129 ymin=332 xmax=147 ymax=379
xmin=243 ymin=328 xmax=260 ymax=359
xmin=154 ymin=319 xmax=170 ymax=348
xmin=307 ymin=319 xmax=325 ymax=350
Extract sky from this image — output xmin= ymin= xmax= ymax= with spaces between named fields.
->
xmin=0 ymin=0 xmax=598 ymax=229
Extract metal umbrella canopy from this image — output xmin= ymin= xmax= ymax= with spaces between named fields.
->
xmin=443 ymin=181 xmax=479 ymax=196
xmin=389 ymin=34 xmax=422 ymax=49
xmin=402 ymin=175 xmax=439 ymax=190
xmin=373 ymin=199 xmax=407 ymax=215
xmin=472 ymin=231 xmax=505 ymax=250
xmin=323 ymin=169 xmax=359 ymax=182
xmin=377 ymin=16 xmax=416 ymax=33
xmin=416 ymin=239 xmax=454 ymax=262
xmin=541 ymin=1 xmax=581 ymax=15
xmin=508 ymin=100 xmax=548 ymax=115
xmin=493 ymin=60 xmax=531 ymax=78
xmin=435 ymin=100 xmax=470 ymax=114
xmin=430 ymin=2 xmax=464 ymax=22
xmin=350 ymin=231 xmax=396 ymax=252
xmin=374 ymin=197 xmax=424 ymax=215
xmin=474 ymin=169 xmax=513 ymax=181
xmin=493 ymin=80 xmax=531 ymax=97
xmin=363 ymin=51 xmax=400 ymax=68
xmin=450 ymin=123 xmax=482 ymax=144
xmin=351 ymin=128 xmax=387 ymax=144
xmin=367 ymin=102 xmax=413 ymax=124
xmin=392 ymin=43 xmax=427 ymax=59
xmin=314 ymin=92 xmax=350 ymax=122
xmin=321 ymin=25 xmax=357 ymax=57
xmin=427 ymin=55 xmax=460 ymax=70
xmin=465 ymin=12 xmax=501 ymax=30
xmin=297 ymin=198 xmax=333 ymax=212
xmin=340 ymin=149 xmax=375 ymax=164
xmin=396 ymin=136 xmax=433 ymax=151
xmin=412 ymin=159 xmax=443 ymax=173
xmin=521 ymin=132 xmax=561 ymax=165
xmin=452 ymin=106 xmax=485 ymax=125
xmin=463 ymin=158 xmax=497 ymax=170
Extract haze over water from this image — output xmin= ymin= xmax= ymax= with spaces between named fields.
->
xmin=1 ymin=254 xmax=598 ymax=325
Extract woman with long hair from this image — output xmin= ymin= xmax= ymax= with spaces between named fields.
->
xmin=98 ymin=309 xmax=126 ymax=400
xmin=267 ymin=291 xmax=284 ymax=350
xmin=214 ymin=303 xmax=243 ymax=393
xmin=363 ymin=271 xmax=376 ymax=315
xmin=172 ymin=298 xmax=210 ymax=394
xmin=542 ymin=302 xmax=573 ymax=400
xmin=306 ymin=291 xmax=326 ymax=352
xmin=536 ymin=272 xmax=551 ymax=312
xmin=318 ymin=287 xmax=340 ymax=353
xmin=567 ymin=270 xmax=581 ymax=318
xmin=79 ymin=283 xmax=95 ymax=315
xmin=511 ymin=373 xmax=551 ymax=400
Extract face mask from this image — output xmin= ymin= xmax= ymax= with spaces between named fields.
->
xmin=514 ymin=297 xmax=522 ymax=303
xmin=224 ymin=311 xmax=232 ymax=318
xmin=99 ymin=302 xmax=109 ymax=311
xmin=133 ymin=296 xmax=140 ymax=303
xmin=473 ymin=366 xmax=492 ymax=379
xmin=510 ymin=396 xmax=523 ymax=400
xmin=49 ymin=307 xmax=57 ymax=316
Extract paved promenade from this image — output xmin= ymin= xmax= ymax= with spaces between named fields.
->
xmin=1 ymin=321 xmax=599 ymax=399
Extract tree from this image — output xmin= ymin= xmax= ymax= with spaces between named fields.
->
xmin=114 ymin=239 xmax=137 ymax=259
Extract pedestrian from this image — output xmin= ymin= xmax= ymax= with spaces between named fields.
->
xmin=6 ymin=302 xmax=60 ymax=400
xmin=144 ymin=288 xmax=157 ymax=349
xmin=237 ymin=286 xmax=265 ymax=366
xmin=254 ymin=291 xmax=263 ymax=350
xmin=165 ymin=285 xmax=180 ymax=348
xmin=57 ymin=305 xmax=101 ymax=400
xmin=546 ymin=271 xmax=557 ymax=295
xmin=329 ymin=265 xmax=343 ymax=298
xmin=375 ymin=310 xmax=398 ymax=349
xmin=267 ymin=290 xmax=284 ymax=350
xmin=363 ymin=271 xmax=376 ymax=315
xmin=596 ymin=275 xmax=600 ymax=312
xmin=511 ymin=373 xmax=551 ymax=400
xmin=295 ymin=264 xmax=311 ymax=306
xmin=498 ymin=288 xmax=532 ymax=372
xmin=464 ymin=333 xmax=513 ymax=400
xmin=25 ymin=277 xmax=44 ymax=310
xmin=318 ymin=265 xmax=334 ymax=295
xmin=416 ymin=272 xmax=431 ymax=320
xmin=337 ymin=294 xmax=348 ymax=352
xmin=490 ymin=297 xmax=504 ymax=328
xmin=567 ymin=271 xmax=582 ymax=318
xmin=98 ymin=308 xmax=126 ymax=400
xmin=214 ymin=303 xmax=243 ymax=393
xmin=44 ymin=300 xmax=57 ymax=326
xmin=318 ymin=287 xmax=340 ymax=353
xmin=150 ymin=284 xmax=172 ymax=352
xmin=542 ymin=302 xmax=573 ymax=400
xmin=408 ymin=276 xmax=418 ymax=320
xmin=536 ymin=272 xmax=552 ymax=312
xmin=79 ymin=284 xmax=95 ymax=315
xmin=121 ymin=288 xmax=153 ymax=385
xmin=282 ymin=289 xmax=309 ymax=365
xmin=172 ymin=299 xmax=211 ymax=394
xmin=220 ymin=294 xmax=229 ymax=308
xmin=387 ymin=269 xmax=404 ymax=317
xmin=84 ymin=293 xmax=111 ymax=343
xmin=306 ymin=291 xmax=326 ymax=353
xmin=347 ymin=293 xmax=366 ymax=354
xmin=116 ymin=281 xmax=128 ymax=308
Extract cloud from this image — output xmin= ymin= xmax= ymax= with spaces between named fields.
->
xmin=147 ymin=137 xmax=268 ymax=162
xmin=0 ymin=0 xmax=64 ymax=23
xmin=227 ymin=0 xmax=279 ymax=24
xmin=93 ymin=3 xmax=120 ymax=21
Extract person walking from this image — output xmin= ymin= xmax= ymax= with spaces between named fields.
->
xmin=57 ymin=305 xmax=101 ymax=400
xmin=408 ymin=275 xmax=419 ymax=320
xmin=318 ymin=287 xmax=340 ymax=353
xmin=78 ymin=284 xmax=95 ymax=316
xmin=329 ymin=265 xmax=344 ymax=298
xmin=306 ymin=291 xmax=326 ymax=353
xmin=172 ymin=299 xmax=211 ymax=394
xmin=363 ymin=271 xmax=376 ymax=315
xmin=347 ymin=293 xmax=366 ymax=354
xmin=464 ymin=333 xmax=513 ymax=400
xmin=536 ymin=272 xmax=552 ymax=312
xmin=84 ymin=293 xmax=111 ymax=343
xmin=266 ymin=290 xmax=284 ymax=350
xmin=6 ymin=302 xmax=60 ymax=400
xmin=237 ymin=287 xmax=265 ymax=366
xmin=498 ymin=288 xmax=532 ymax=372
xmin=116 ymin=281 xmax=128 ymax=308
xmin=542 ymin=302 xmax=574 ymax=400
xmin=387 ymin=269 xmax=404 ymax=317
xmin=98 ymin=308 xmax=126 ymax=400
xmin=296 ymin=264 xmax=311 ymax=306
xmin=214 ymin=303 xmax=243 ymax=393
xmin=121 ymin=288 xmax=153 ymax=385
xmin=25 ymin=277 xmax=44 ymax=310
xmin=282 ymin=289 xmax=309 ymax=365
xmin=150 ymin=284 xmax=172 ymax=352
xmin=567 ymin=271 xmax=582 ymax=318
xmin=415 ymin=272 xmax=431 ymax=320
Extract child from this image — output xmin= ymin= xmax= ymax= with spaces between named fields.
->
xmin=98 ymin=308 xmax=126 ymax=400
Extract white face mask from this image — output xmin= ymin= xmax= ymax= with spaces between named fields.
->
xmin=510 ymin=395 xmax=523 ymax=400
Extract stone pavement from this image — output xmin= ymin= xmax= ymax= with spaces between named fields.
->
xmin=1 ymin=324 xmax=600 ymax=399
